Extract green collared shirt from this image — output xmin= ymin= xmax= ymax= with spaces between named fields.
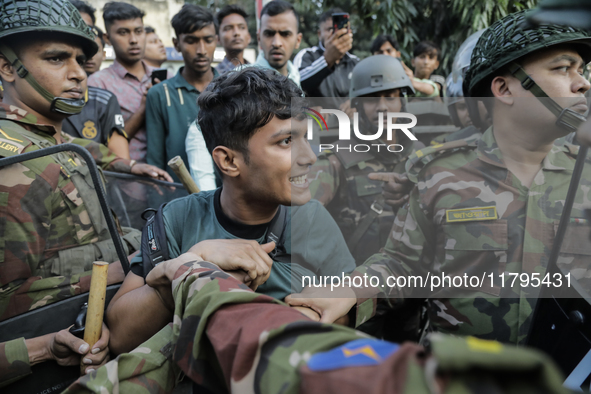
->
xmin=146 ymin=67 xmax=219 ymax=181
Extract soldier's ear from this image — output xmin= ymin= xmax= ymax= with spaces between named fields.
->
xmin=212 ymin=146 xmax=241 ymax=178
xmin=0 ymin=53 xmax=15 ymax=83
xmin=490 ymin=75 xmax=514 ymax=106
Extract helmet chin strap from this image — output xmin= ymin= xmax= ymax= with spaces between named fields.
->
xmin=509 ymin=62 xmax=587 ymax=132
xmin=0 ymin=44 xmax=85 ymax=115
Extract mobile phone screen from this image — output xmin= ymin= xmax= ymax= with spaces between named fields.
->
xmin=332 ymin=13 xmax=350 ymax=33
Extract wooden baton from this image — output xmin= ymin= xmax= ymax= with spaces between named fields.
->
xmin=168 ymin=155 xmax=201 ymax=194
xmin=81 ymin=261 xmax=109 ymax=375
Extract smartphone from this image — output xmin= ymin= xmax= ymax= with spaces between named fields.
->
xmin=332 ymin=12 xmax=350 ymax=33
xmin=151 ymin=68 xmax=168 ymax=84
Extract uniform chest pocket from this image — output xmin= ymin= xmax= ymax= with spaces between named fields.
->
xmin=443 ymin=220 xmax=508 ymax=251
xmin=59 ymin=180 xmax=97 ymax=244
xmin=441 ymin=220 xmax=508 ymax=296
xmin=353 ymin=175 xmax=382 ymax=197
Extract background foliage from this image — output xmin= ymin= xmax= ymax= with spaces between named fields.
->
xmin=188 ymin=0 xmax=539 ymax=76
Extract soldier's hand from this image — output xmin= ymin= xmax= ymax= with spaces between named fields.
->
xmin=368 ymin=172 xmax=413 ymax=209
xmin=80 ymin=323 xmax=111 ymax=374
xmin=187 ymin=239 xmax=275 ymax=290
xmin=324 ymin=27 xmax=353 ymax=67
xmin=47 ymin=325 xmax=109 ymax=372
xmin=131 ymin=163 xmax=174 ymax=182
xmin=285 ymin=286 xmax=357 ymax=324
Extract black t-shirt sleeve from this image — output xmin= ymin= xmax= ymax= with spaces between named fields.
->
xmin=103 ymin=94 xmax=127 ymax=140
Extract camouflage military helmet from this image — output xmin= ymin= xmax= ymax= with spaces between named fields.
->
xmin=0 ymin=0 xmax=98 ymax=58
xmin=466 ymin=9 xmax=591 ymax=97
xmin=528 ymin=0 xmax=591 ymax=31
xmin=350 ymin=55 xmax=415 ymax=98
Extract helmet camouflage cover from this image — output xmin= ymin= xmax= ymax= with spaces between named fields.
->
xmin=0 ymin=0 xmax=98 ymax=58
xmin=350 ymin=55 xmax=415 ymax=98
xmin=466 ymin=9 xmax=591 ymax=97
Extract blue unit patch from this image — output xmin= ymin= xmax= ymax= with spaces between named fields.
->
xmin=307 ymin=339 xmax=399 ymax=372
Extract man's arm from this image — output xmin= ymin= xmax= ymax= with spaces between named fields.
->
xmin=102 ymin=91 xmax=129 ymax=159
xmin=145 ymin=88 xmax=167 ymax=171
xmin=286 ymin=186 xmax=433 ymax=326
xmin=124 ymin=81 xmax=152 ymax=139
xmin=412 ymin=78 xmax=439 ymax=97
xmin=295 ymin=28 xmax=352 ymax=95
xmin=0 ymin=327 xmax=111 ymax=388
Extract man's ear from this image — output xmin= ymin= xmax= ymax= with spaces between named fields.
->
xmin=411 ymin=58 xmax=415 ymax=68
xmin=296 ymin=32 xmax=302 ymax=50
xmin=434 ymin=59 xmax=440 ymax=70
xmin=490 ymin=75 xmax=514 ymax=105
xmin=211 ymin=146 xmax=242 ymax=178
xmin=0 ymin=53 xmax=15 ymax=83
xmin=172 ymin=37 xmax=180 ymax=52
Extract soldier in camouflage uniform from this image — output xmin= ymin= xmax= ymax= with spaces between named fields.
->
xmin=287 ymin=10 xmax=591 ymax=345
xmin=0 ymin=0 xmax=171 ymax=385
xmin=309 ymin=55 xmax=420 ymax=264
xmin=58 ymin=257 xmax=570 ymax=394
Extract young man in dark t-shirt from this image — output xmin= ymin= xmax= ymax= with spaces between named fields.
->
xmin=106 ymin=67 xmax=355 ymax=355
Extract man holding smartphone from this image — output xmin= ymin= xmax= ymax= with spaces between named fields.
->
xmin=294 ymin=8 xmax=358 ymax=107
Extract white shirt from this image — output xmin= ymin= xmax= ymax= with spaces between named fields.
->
xmin=185 ymin=120 xmax=217 ymax=191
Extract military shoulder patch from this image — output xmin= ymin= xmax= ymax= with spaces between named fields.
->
xmin=307 ymin=339 xmax=399 ymax=372
xmin=405 ymin=139 xmax=476 ymax=183
xmin=0 ymin=125 xmax=28 ymax=157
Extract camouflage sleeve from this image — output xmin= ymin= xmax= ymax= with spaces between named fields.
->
xmin=0 ymin=338 xmax=31 ymax=388
xmin=1 ymin=273 xmax=92 ymax=321
xmin=349 ymin=185 xmax=435 ymax=327
xmin=308 ymin=152 xmax=341 ymax=206
xmin=64 ymin=261 xmax=362 ymax=393
xmin=62 ymin=133 xmax=132 ymax=173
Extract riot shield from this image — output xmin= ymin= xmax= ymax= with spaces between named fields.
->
xmin=526 ymin=144 xmax=591 ymax=391
xmin=103 ymin=171 xmax=188 ymax=230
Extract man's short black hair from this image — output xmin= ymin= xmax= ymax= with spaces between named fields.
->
xmin=103 ymin=2 xmax=145 ymax=31
xmin=371 ymin=34 xmax=399 ymax=54
xmin=216 ymin=4 xmax=248 ymax=27
xmin=171 ymin=4 xmax=217 ymax=37
xmin=413 ymin=40 xmax=440 ymax=60
xmin=144 ymin=26 xmax=155 ymax=35
xmin=318 ymin=7 xmax=344 ymax=27
xmin=70 ymin=0 xmax=96 ymax=25
xmin=260 ymin=0 xmax=299 ymax=30
xmin=198 ymin=67 xmax=304 ymax=164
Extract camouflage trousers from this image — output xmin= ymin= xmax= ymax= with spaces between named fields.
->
xmin=63 ymin=262 xmax=568 ymax=394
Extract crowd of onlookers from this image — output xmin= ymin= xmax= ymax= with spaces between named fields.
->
xmin=3 ymin=0 xmax=447 ymax=187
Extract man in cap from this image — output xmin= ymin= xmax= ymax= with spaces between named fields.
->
xmin=0 ymin=0 xmax=171 ymax=384
xmin=287 ymin=10 xmax=591 ymax=345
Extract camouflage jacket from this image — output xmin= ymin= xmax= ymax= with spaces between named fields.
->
xmin=309 ymin=136 xmax=422 ymax=263
xmin=0 ymin=104 xmax=133 ymax=322
xmin=60 ymin=260 xmax=568 ymax=394
xmin=429 ymin=125 xmax=482 ymax=146
xmin=350 ymin=127 xmax=591 ymax=344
